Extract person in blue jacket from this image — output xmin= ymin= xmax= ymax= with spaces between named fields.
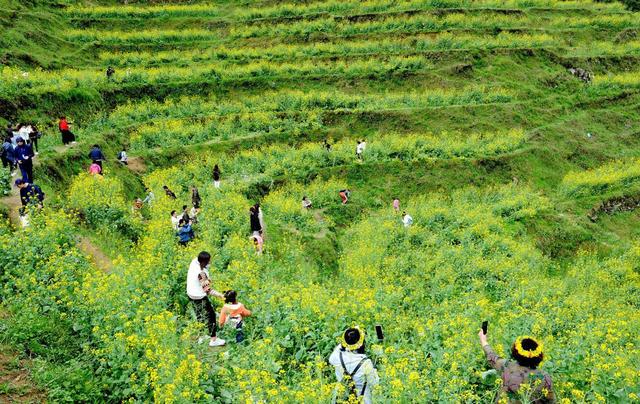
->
xmin=15 ymin=179 xmax=44 ymax=207
xmin=88 ymin=145 xmax=106 ymax=169
xmin=14 ymin=137 xmax=34 ymax=182
xmin=1 ymin=136 xmax=16 ymax=173
xmin=177 ymin=218 xmax=194 ymax=246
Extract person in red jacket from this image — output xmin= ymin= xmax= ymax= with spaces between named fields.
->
xmin=219 ymin=290 xmax=252 ymax=343
xmin=59 ymin=116 xmax=76 ymax=145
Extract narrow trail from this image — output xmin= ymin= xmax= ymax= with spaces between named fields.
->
xmin=313 ymin=208 xmax=329 ymax=239
xmin=0 ymin=346 xmax=45 ymax=404
xmin=78 ymin=236 xmax=113 ymax=273
xmin=0 ymin=187 xmax=22 ymax=227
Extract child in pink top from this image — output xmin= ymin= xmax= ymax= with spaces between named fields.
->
xmin=251 ymin=234 xmax=263 ymax=255
xmin=89 ymin=161 xmax=102 ymax=175
xmin=393 ymin=198 xmax=400 ymax=213
xmin=219 ymin=290 xmax=252 ymax=342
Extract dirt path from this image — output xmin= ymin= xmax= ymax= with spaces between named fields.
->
xmin=313 ymin=209 xmax=329 ymax=239
xmin=0 ymin=187 xmax=22 ymax=228
xmin=0 ymin=345 xmax=45 ymax=404
xmin=125 ymin=156 xmax=146 ymax=174
xmin=77 ymin=236 xmax=113 ymax=273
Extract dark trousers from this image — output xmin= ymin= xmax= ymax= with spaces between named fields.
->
xmin=28 ymin=138 xmax=38 ymax=152
xmin=1 ymin=156 xmax=14 ymax=169
xmin=191 ymin=297 xmax=217 ymax=337
xmin=61 ymin=130 xmax=75 ymax=144
xmin=19 ymin=161 xmax=33 ymax=182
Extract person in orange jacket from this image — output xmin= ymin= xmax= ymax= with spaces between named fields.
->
xmin=219 ymin=290 xmax=252 ymax=343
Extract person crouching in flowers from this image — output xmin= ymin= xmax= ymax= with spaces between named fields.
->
xmin=329 ymin=327 xmax=379 ymax=404
xmin=479 ymin=329 xmax=555 ymax=403
xmin=218 ymin=290 xmax=251 ymax=343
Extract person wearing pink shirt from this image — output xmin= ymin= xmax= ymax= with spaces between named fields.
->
xmin=251 ymin=234 xmax=263 ymax=255
xmin=89 ymin=161 xmax=102 ymax=175
xmin=393 ymin=197 xmax=400 ymax=213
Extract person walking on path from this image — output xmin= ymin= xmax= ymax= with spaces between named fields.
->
xmin=249 ymin=206 xmax=262 ymax=236
xmin=163 ymin=185 xmax=177 ymax=199
xmin=356 ymin=140 xmax=366 ymax=160
xmin=329 ymin=326 xmax=379 ymax=404
xmin=88 ymin=145 xmax=106 ymax=169
xmin=219 ymin=290 xmax=252 ymax=343
xmin=213 ymin=164 xmax=221 ymax=189
xmin=393 ymin=198 xmax=400 ymax=213
xmin=192 ymin=186 xmax=201 ymax=209
xmin=1 ymin=136 xmax=16 ymax=175
xmin=15 ymin=137 xmax=34 ymax=182
xmin=15 ymin=179 xmax=44 ymax=208
xmin=186 ymin=252 xmax=225 ymax=347
xmin=59 ymin=116 xmax=76 ymax=145
xmin=118 ymin=148 xmax=128 ymax=165
xmin=250 ymin=234 xmax=263 ymax=255
xmin=478 ymin=328 xmax=555 ymax=403
xmin=339 ymin=189 xmax=351 ymax=205
xmin=27 ymin=125 xmax=40 ymax=155
xmin=143 ymin=189 xmax=155 ymax=205
xmin=302 ymin=196 xmax=312 ymax=209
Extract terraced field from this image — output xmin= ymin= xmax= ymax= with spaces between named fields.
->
xmin=1 ymin=0 xmax=640 ymax=402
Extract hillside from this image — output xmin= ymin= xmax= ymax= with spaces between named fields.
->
xmin=1 ymin=0 xmax=639 ymax=402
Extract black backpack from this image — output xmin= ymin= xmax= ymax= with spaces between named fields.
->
xmin=338 ymin=351 xmax=368 ymax=402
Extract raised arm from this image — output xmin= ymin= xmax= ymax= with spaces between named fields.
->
xmin=479 ymin=329 xmax=507 ymax=371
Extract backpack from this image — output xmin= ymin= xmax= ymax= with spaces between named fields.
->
xmin=338 ymin=351 xmax=368 ymax=402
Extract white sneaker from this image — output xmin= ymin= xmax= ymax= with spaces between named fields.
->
xmin=71 ymin=141 xmax=77 ymax=144
xmin=209 ymin=338 xmax=225 ymax=347
xmin=10 ymin=172 xmax=16 ymax=176
xmin=34 ymin=152 xmax=39 ymax=155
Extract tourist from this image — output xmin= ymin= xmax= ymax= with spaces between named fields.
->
xmin=356 ymin=140 xmax=366 ymax=160
xmin=106 ymin=66 xmax=115 ymax=80
xmin=329 ymin=326 xmax=379 ymax=404
xmin=192 ymin=186 xmax=201 ymax=209
xmin=27 ymin=125 xmax=40 ymax=155
xmin=88 ymin=145 xmax=106 ymax=169
xmin=251 ymin=234 xmax=263 ymax=255
xmin=180 ymin=205 xmax=190 ymax=223
xmin=186 ymin=252 xmax=225 ymax=346
xmin=59 ymin=116 xmax=76 ymax=145
xmin=339 ymin=189 xmax=351 ymax=205
xmin=143 ymin=189 xmax=155 ymax=205
xmin=118 ymin=148 xmax=128 ymax=165
xmin=302 ymin=196 xmax=312 ymax=209
xmin=478 ymin=328 xmax=555 ymax=403
xmin=89 ymin=161 xmax=102 ymax=175
xmin=393 ymin=197 xmax=400 ymax=213
xmin=15 ymin=179 xmax=44 ymax=208
xmin=1 ymin=136 xmax=16 ymax=174
xmin=254 ymin=203 xmax=265 ymax=234
xmin=14 ymin=137 xmax=34 ymax=182
xmin=212 ymin=164 xmax=221 ymax=189
xmin=177 ymin=218 xmax=194 ymax=246
xmin=219 ymin=290 xmax=252 ymax=343
xmin=163 ymin=185 xmax=177 ymax=199
xmin=170 ymin=210 xmax=180 ymax=230
xmin=402 ymin=212 xmax=413 ymax=228
xmin=249 ymin=206 xmax=262 ymax=236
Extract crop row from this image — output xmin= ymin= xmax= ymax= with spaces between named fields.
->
xmin=98 ymin=33 xmax=558 ymax=68
xmin=562 ymin=158 xmax=640 ymax=197
xmin=91 ymin=88 xmax=514 ymax=150
xmin=0 ymin=56 xmax=440 ymax=98
xmin=65 ymin=0 xmax=626 ymax=20
xmin=593 ymin=71 xmax=640 ymax=87
xmin=565 ymin=40 xmax=640 ymax=57
xmin=148 ymin=130 xmax=527 ymax=184
xmin=64 ymin=14 xmax=640 ymax=48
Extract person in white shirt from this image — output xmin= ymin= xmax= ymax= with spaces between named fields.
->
xmin=186 ymin=252 xmax=225 ymax=347
xmin=170 ymin=210 xmax=180 ymax=230
xmin=402 ymin=212 xmax=413 ymax=228
xmin=329 ymin=326 xmax=379 ymax=404
xmin=356 ymin=140 xmax=366 ymax=160
xmin=118 ymin=148 xmax=128 ymax=165
xmin=302 ymin=196 xmax=312 ymax=209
